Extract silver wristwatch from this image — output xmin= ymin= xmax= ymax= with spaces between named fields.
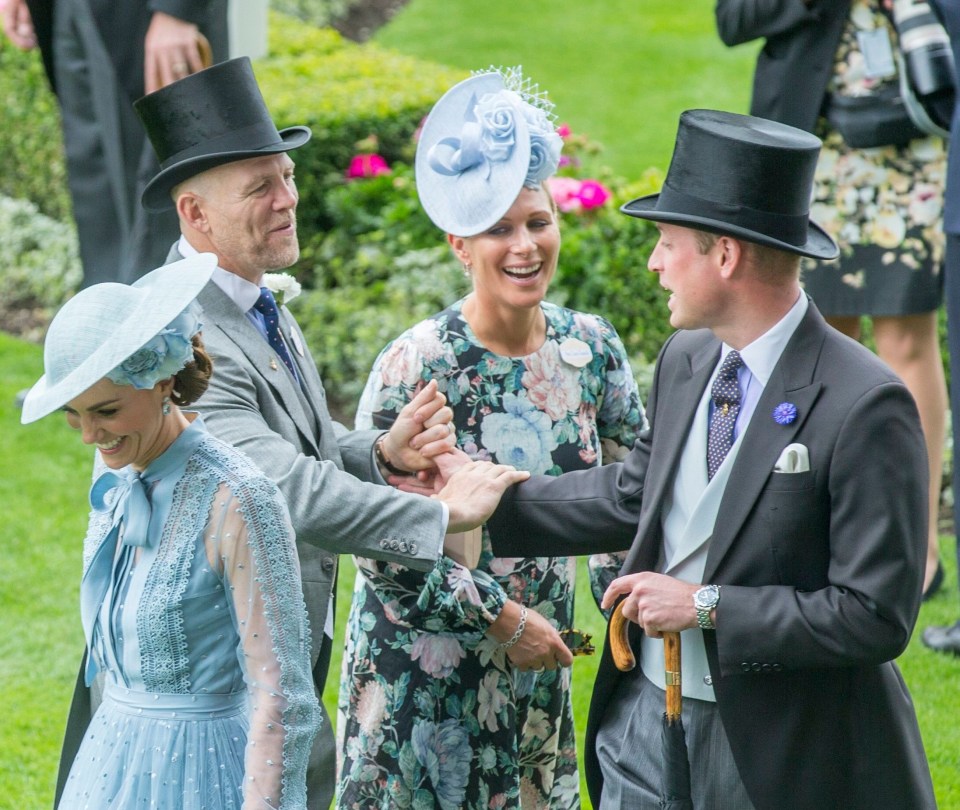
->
xmin=693 ymin=584 xmax=721 ymax=630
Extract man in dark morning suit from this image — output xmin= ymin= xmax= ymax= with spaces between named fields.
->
xmin=49 ymin=57 xmax=541 ymax=810
xmin=434 ymin=110 xmax=936 ymax=809
xmin=2 ymin=0 xmax=227 ymax=286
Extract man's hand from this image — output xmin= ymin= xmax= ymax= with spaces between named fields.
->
xmin=488 ymin=600 xmax=573 ymax=671
xmin=381 ymin=380 xmax=455 ymax=473
xmin=436 ymin=459 xmax=529 ymax=533
xmin=1 ymin=0 xmax=36 ymax=50
xmin=601 ymin=572 xmax=700 ymax=638
xmin=144 ymin=12 xmax=205 ymax=94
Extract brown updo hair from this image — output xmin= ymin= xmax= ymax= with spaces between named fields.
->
xmin=171 ymin=334 xmax=213 ymax=406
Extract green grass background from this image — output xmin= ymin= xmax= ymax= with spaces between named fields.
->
xmin=5 ymin=0 xmax=960 ymax=807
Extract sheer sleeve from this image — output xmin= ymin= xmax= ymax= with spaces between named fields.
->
xmin=205 ymin=480 xmax=321 ymax=810
xmin=589 ymin=316 xmax=648 ymax=617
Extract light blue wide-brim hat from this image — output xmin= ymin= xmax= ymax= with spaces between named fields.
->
xmin=416 ymin=70 xmax=563 ymax=237
xmin=21 ymin=254 xmax=218 ymax=424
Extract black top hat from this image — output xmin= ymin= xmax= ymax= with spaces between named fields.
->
xmin=135 ymin=57 xmax=311 ymax=211
xmin=621 ymin=110 xmax=838 ymax=260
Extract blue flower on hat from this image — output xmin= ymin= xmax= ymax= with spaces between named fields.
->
xmin=106 ymin=300 xmax=203 ymax=390
xmin=772 ymin=402 xmax=798 ymax=425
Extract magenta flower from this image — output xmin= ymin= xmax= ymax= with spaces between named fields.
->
xmin=557 ymin=123 xmax=572 ymax=138
xmin=345 ymin=153 xmax=391 ymax=180
xmin=576 ymin=179 xmax=611 ymax=210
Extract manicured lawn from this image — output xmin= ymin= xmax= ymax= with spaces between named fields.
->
xmin=375 ymin=0 xmax=762 ymax=179
xmin=7 ymin=2 xmax=960 ymax=807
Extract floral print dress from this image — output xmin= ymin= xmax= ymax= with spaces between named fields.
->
xmin=802 ymin=0 xmax=946 ymax=316
xmin=336 ymin=299 xmax=644 ymax=809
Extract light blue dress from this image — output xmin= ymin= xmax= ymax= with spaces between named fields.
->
xmin=57 ymin=418 xmax=321 ymax=809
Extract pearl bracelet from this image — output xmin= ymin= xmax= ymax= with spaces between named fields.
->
xmin=499 ymin=605 xmax=528 ymax=650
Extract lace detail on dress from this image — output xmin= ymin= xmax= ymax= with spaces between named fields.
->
xmin=193 ymin=437 xmax=319 ymax=810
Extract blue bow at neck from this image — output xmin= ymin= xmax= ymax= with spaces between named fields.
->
xmin=80 ymin=470 xmax=155 ymax=685
xmin=89 ymin=470 xmax=154 ymax=548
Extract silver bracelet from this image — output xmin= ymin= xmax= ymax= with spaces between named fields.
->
xmin=500 ymin=605 xmax=528 ymax=650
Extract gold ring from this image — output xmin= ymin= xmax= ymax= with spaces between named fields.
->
xmin=173 ymin=61 xmax=188 ymax=74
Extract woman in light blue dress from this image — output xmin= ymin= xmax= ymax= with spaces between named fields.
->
xmin=21 ymin=255 xmax=320 ymax=810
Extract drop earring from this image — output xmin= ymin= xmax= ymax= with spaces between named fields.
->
xmin=462 ymin=263 xmax=472 ymax=278
xmin=162 ymin=396 xmax=171 ymax=416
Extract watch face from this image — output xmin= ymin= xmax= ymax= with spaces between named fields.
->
xmin=695 ymin=585 xmax=720 ymax=608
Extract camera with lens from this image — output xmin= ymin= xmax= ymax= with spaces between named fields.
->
xmin=890 ymin=0 xmax=956 ymax=133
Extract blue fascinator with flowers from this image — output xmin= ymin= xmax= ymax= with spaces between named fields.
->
xmin=415 ymin=66 xmax=563 ymax=237
xmin=21 ymin=254 xmax=217 ymax=424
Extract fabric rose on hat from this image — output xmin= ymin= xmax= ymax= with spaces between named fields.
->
xmin=475 ymin=91 xmax=519 ymax=163
xmin=106 ymin=300 xmax=202 ymax=389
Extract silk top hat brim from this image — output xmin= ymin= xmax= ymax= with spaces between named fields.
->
xmin=621 ymin=110 xmax=839 ymax=261
xmin=21 ymin=254 xmax=217 ymax=424
xmin=135 ymin=57 xmax=311 ymax=212
xmin=415 ymin=73 xmax=533 ymax=237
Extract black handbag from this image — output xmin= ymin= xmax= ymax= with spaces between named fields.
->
xmin=824 ymin=82 xmax=926 ymax=148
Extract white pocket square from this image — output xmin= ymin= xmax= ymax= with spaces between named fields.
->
xmin=774 ymin=443 xmax=809 ymax=473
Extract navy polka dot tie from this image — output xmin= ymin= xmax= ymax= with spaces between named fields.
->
xmin=253 ymin=287 xmax=298 ymax=379
xmin=707 ymin=350 xmax=743 ymax=480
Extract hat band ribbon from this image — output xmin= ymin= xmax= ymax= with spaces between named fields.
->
xmin=428 ymin=122 xmax=490 ymax=178
xmin=657 ymin=185 xmax=810 ymax=247
xmin=160 ymin=120 xmax=285 ymax=170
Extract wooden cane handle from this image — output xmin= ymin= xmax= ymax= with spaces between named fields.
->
xmin=664 ymin=631 xmax=682 ymax=722
xmin=196 ymin=32 xmax=213 ymax=69
xmin=610 ymin=601 xmax=636 ymax=671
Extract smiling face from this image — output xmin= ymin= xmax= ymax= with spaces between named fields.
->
xmin=180 ymin=153 xmax=300 ymax=284
xmin=647 ymin=223 xmax=729 ymax=331
xmin=63 ymin=377 xmax=179 ymax=472
xmin=449 ymin=186 xmax=560 ymax=313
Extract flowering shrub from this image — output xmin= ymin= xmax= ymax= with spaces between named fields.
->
xmin=345 ymin=153 xmax=391 ymax=179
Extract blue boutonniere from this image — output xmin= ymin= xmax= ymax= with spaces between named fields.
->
xmin=772 ymin=402 xmax=797 ymax=425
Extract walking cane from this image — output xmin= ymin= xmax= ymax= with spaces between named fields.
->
xmin=611 ymin=603 xmax=693 ymax=808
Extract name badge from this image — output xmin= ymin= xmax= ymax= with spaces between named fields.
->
xmin=559 ymin=337 xmax=592 ymax=368
xmin=857 ymin=28 xmax=896 ymax=79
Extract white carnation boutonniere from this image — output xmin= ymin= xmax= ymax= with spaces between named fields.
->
xmin=263 ymin=272 xmax=302 ymax=308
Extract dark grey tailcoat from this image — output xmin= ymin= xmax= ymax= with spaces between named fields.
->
xmin=489 ymin=302 xmax=936 ymax=810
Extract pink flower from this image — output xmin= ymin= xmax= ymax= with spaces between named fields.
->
xmin=521 ymin=340 xmax=584 ymax=419
xmin=410 ymin=634 xmax=465 ymax=678
xmin=547 ymin=176 xmax=585 ymax=213
xmin=556 ymin=123 xmax=572 ymax=138
xmin=577 ymin=179 xmax=611 ymax=210
xmin=345 ymin=153 xmax=391 ymax=180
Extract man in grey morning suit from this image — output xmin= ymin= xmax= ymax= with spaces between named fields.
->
xmin=434 ymin=111 xmax=936 ymax=809
xmin=52 ymin=57 xmax=537 ymax=809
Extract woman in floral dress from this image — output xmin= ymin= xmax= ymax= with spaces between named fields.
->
xmin=335 ymin=69 xmax=644 ymax=809
xmin=718 ymin=0 xmax=948 ymax=598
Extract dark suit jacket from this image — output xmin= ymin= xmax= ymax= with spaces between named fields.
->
xmin=489 ymin=303 xmax=935 ymax=810
xmin=715 ymin=0 xmax=851 ymax=133
xmin=931 ymin=0 xmax=960 ymax=233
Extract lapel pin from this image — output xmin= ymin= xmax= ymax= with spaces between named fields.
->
xmin=269 ymin=359 xmax=278 ymax=371
xmin=772 ymin=402 xmax=797 ymax=425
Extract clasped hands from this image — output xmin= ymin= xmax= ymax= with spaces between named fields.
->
xmin=378 ymin=379 xmax=530 ymax=532
xmin=383 ymin=383 xmax=569 ymax=669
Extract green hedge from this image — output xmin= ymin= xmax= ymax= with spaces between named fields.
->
xmin=0 ymin=12 xmax=671 ymax=420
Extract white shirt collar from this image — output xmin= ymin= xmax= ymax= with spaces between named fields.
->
xmin=178 ymin=235 xmax=261 ymax=312
xmin=720 ymin=291 xmax=808 ymax=385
